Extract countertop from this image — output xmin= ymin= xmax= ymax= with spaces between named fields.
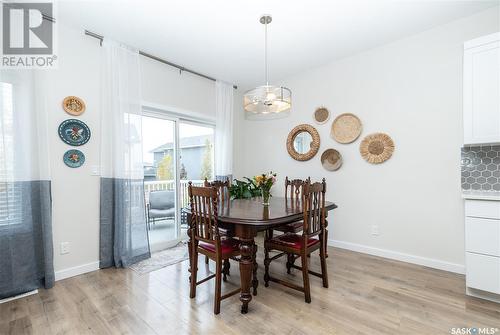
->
xmin=462 ymin=191 xmax=500 ymax=201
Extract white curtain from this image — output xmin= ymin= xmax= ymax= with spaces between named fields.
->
xmin=99 ymin=39 xmax=150 ymax=268
xmin=215 ymin=80 xmax=234 ymax=180
xmin=0 ymin=70 xmax=54 ymax=299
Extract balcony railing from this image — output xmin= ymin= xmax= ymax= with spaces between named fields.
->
xmin=144 ymin=179 xmax=205 ymax=209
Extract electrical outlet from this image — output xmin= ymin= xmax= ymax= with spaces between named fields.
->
xmin=60 ymin=242 xmax=70 ymax=255
xmin=371 ymin=225 xmax=379 ymax=236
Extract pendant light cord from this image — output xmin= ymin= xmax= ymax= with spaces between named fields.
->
xmin=265 ymin=19 xmax=269 ymax=86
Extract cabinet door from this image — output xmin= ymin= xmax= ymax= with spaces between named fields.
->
xmin=464 ymin=39 xmax=500 ymax=145
xmin=466 ymin=252 xmax=500 ymax=294
xmin=465 ymin=217 xmax=500 ymax=257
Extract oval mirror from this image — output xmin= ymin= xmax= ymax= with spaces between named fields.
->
xmin=293 ymin=131 xmax=313 ymax=154
xmin=286 ymin=124 xmax=320 ymax=161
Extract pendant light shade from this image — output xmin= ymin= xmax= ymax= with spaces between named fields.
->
xmin=244 ymin=15 xmax=291 ymax=120
xmin=244 ymin=85 xmax=291 ymax=120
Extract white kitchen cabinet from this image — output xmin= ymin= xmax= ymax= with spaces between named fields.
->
xmin=466 ymin=253 xmax=500 ymax=294
xmin=463 ymin=32 xmax=500 ymax=145
xmin=464 ymin=199 xmax=500 ymax=302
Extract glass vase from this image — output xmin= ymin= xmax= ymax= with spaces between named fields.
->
xmin=262 ymin=189 xmax=271 ymax=206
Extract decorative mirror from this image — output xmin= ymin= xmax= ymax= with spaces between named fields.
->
xmin=286 ymin=124 xmax=320 ymax=161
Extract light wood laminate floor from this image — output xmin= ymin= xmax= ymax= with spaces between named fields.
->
xmin=1 ymin=242 xmax=500 ymax=335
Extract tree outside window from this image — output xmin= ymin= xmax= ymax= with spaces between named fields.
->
xmin=157 ymin=153 xmax=174 ymax=180
xmin=200 ymin=139 xmax=213 ymax=180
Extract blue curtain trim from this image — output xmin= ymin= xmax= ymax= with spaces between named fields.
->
xmin=99 ymin=178 xmax=151 ymax=269
xmin=0 ymin=180 xmax=54 ymax=300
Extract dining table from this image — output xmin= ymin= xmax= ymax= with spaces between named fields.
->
xmin=186 ymin=196 xmax=337 ymax=314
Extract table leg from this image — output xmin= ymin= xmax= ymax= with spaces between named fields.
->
xmin=239 ymin=238 xmax=254 ymax=314
xmin=252 ymin=244 xmax=258 ymax=296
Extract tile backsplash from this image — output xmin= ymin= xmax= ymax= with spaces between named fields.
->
xmin=461 ymin=145 xmax=500 ymax=192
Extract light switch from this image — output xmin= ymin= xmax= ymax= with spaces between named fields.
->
xmin=91 ymin=165 xmax=100 ymax=176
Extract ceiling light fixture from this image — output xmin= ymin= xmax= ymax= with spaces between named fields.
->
xmin=244 ymin=15 xmax=291 ymax=120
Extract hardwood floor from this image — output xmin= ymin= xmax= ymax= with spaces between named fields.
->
xmin=2 ymin=241 xmax=500 ymax=335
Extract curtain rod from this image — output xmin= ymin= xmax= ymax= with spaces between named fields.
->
xmin=84 ymin=30 xmax=237 ymax=90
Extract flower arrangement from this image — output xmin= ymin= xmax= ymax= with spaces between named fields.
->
xmin=253 ymin=172 xmax=277 ymax=205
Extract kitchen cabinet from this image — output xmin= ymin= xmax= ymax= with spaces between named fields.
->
xmin=464 ymin=199 xmax=500 ymax=301
xmin=463 ymin=32 xmax=500 ymax=145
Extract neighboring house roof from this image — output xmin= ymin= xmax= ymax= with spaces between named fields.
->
xmin=150 ymin=134 xmax=212 ymax=153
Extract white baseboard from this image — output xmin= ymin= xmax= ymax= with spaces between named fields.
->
xmin=329 ymin=239 xmax=465 ymax=274
xmin=55 ymin=261 xmax=100 ymax=281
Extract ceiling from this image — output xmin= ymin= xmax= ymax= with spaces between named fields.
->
xmin=57 ymin=0 xmax=499 ymax=90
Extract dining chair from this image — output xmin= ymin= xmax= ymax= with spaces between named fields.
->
xmin=188 ymin=183 xmax=241 ymax=314
xmin=277 ymin=176 xmax=311 ymax=234
xmin=263 ymin=179 xmax=328 ymax=303
xmin=203 ymin=178 xmax=232 ymax=267
xmin=269 ymin=177 xmax=310 ymax=273
xmin=204 ymin=178 xmax=230 ymax=209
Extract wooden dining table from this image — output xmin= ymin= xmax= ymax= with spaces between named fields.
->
xmin=186 ymin=196 xmax=337 ymax=314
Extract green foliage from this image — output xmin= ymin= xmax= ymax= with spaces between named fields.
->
xmin=229 ymin=177 xmax=262 ymax=199
xmin=157 ymin=154 xmax=173 ymax=180
xmin=179 ymin=163 xmax=187 ymax=180
xmin=200 ymin=139 xmax=213 ymax=180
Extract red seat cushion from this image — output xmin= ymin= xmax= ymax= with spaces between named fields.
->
xmin=269 ymin=233 xmax=319 ymax=250
xmin=274 ymin=221 xmax=303 ymax=233
xmin=199 ymin=238 xmax=240 ymax=255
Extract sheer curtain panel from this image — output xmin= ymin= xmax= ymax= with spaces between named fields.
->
xmin=215 ymin=80 xmax=234 ymax=181
xmin=0 ymin=70 xmax=54 ymax=299
xmin=99 ymin=40 xmax=150 ymax=268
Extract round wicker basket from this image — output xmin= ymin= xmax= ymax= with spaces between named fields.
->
xmin=313 ymin=107 xmax=330 ymax=124
xmin=331 ymin=113 xmax=362 ymax=144
xmin=320 ymin=149 xmax=343 ymax=171
xmin=359 ymin=133 xmax=395 ymax=164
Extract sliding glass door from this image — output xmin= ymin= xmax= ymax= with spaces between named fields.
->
xmin=142 ymin=112 xmax=215 ymax=252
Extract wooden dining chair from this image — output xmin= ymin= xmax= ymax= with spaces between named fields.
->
xmin=188 ymin=183 xmax=241 ymax=314
xmin=269 ymin=177 xmax=310 ymax=273
xmin=203 ymin=178 xmax=231 ymax=267
xmin=276 ymin=177 xmax=311 ymax=234
xmin=263 ymin=179 xmax=328 ymax=303
xmin=204 ymin=178 xmax=230 ymax=209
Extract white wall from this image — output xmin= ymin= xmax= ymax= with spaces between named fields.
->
xmin=46 ymin=25 xmax=220 ymax=278
xmin=235 ymin=8 xmax=500 ymax=273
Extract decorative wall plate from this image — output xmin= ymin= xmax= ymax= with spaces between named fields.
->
xmin=63 ymin=149 xmax=85 ymax=168
xmin=360 ymin=133 xmax=395 ymax=164
xmin=62 ymin=96 xmax=86 ymax=116
xmin=58 ymin=119 xmax=91 ymax=146
xmin=331 ymin=113 xmax=362 ymax=144
xmin=321 ymin=149 xmax=343 ymax=171
xmin=313 ymin=107 xmax=330 ymax=124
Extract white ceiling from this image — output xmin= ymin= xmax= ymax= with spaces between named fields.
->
xmin=57 ymin=0 xmax=499 ymax=89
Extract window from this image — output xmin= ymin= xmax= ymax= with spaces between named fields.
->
xmin=0 ymin=82 xmax=21 ymax=226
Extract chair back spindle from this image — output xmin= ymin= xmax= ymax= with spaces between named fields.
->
xmin=188 ymin=183 xmax=220 ymax=245
xmin=285 ymin=176 xmax=310 ymax=207
xmin=302 ymin=179 xmax=326 ymax=237
xmin=204 ymin=178 xmax=230 ymax=209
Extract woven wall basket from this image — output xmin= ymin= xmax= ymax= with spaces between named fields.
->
xmin=313 ymin=107 xmax=330 ymax=124
xmin=63 ymin=96 xmax=86 ymax=116
xmin=331 ymin=113 xmax=362 ymax=144
xmin=321 ymin=149 xmax=343 ymax=171
xmin=359 ymin=133 xmax=395 ymax=164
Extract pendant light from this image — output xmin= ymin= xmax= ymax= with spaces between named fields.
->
xmin=244 ymin=15 xmax=291 ymax=120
